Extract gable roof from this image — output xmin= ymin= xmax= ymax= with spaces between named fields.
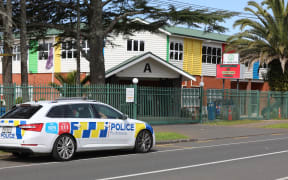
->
xmin=164 ymin=26 xmax=229 ymax=42
xmin=105 ymin=52 xmax=196 ymax=81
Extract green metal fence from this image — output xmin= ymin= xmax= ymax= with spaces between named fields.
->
xmin=0 ymin=84 xmax=287 ymax=124
xmin=0 ymin=84 xmax=201 ymax=125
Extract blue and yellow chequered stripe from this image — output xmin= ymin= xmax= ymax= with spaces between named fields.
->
xmin=71 ymin=122 xmax=108 ymax=138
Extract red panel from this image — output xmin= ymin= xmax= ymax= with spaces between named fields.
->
xmin=216 ymin=64 xmax=240 ymax=79
xmin=58 ymin=122 xmax=71 ymax=135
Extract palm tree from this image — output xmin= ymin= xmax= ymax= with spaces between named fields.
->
xmin=227 ymin=0 xmax=288 ymax=73
xmin=49 ymin=71 xmax=90 ymax=97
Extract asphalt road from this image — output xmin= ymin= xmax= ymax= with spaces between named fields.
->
xmin=1 ymin=134 xmax=288 ymax=180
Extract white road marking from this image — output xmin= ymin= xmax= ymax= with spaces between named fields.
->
xmin=0 ymin=136 xmax=288 ymax=170
xmin=275 ymin=177 xmax=288 ymax=180
xmin=96 ymin=150 xmax=288 ymax=180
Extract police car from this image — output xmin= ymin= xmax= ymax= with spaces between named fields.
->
xmin=0 ymin=98 xmax=155 ymax=161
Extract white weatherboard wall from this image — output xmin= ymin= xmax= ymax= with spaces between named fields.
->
xmin=104 ymin=31 xmax=167 ymax=71
xmin=169 ymin=36 xmax=184 ymax=69
xmin=60 ymin=58 xmax=90 ymax=73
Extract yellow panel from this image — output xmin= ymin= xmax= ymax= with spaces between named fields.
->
xmin=192 ymin=40 xmax=202 ymax=75
xmin=91 ymin=122 xmax=105 ymax=138
xmin=54 ymin=37 xmax=61 ymax=73
xmin=183 ymin=39 xmax=202 ymax=75
xmin=135 ymin=123 xmax=146 ymax=138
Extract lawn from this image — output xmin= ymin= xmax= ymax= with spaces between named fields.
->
xmin=155 ymin=132 xmax=189 ymax=141
xmin=263 ymin=123 xmax=288 ymax=129
xmin=205 ymin=120 xmax=264 ymax=126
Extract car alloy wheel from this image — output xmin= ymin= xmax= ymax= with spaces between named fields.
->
xmin=53 ymin=134 xmax=76 ymax=161
xmin=135 ymin=130 xmax=152 ymax=153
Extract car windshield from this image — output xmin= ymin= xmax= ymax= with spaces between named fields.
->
xmin=1 ymin=105 xmax=42 ymax=119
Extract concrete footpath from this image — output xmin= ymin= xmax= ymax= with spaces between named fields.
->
xmin=153 ymin=120 xmax=288 ymax=144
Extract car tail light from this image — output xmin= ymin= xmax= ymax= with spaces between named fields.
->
xmin=18 ymin=123 xmax=43 ymax=132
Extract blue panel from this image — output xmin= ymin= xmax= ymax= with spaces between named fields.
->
xmin=253 ymin=61 xmax=260 ymax=79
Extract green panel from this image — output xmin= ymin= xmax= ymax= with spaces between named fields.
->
xmin=29 ymin=40 xmax=38 ymax=73
xmin=166 ymin=35 xmax=170 ymax=62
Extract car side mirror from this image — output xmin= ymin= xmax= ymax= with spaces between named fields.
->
xmin=122 ymin=114 xmax=128 ymax=120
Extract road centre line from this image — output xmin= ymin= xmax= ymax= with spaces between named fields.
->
xmin=1 ymin=136 xmax=288 ymax=171
xmin=156 ymin=136 xmax=288 ymax=153
xmin=96 ymin=150 xmax=288 ymax=180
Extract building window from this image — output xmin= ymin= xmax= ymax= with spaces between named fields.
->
xmin=39 ymin=43 xmax=52 ymax=60
xmin=127 ymin=39 xmax=144 ymax=51
xmin=13 ymin=45 xmax=20 ymax=61
xmin=81 ymin=40 xmax=90 ymax=57
xmin=170 ymin=42 xmax=183 ymax=61
xmin=202 ymin=46 xmax=222 ymax=64
xmin=61 ymin=41 xmax=77 ymax=59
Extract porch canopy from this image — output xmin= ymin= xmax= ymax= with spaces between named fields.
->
xmin=105 ymin=52 xmax=196 ymax=87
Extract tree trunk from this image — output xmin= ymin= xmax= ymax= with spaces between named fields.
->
xmin=89 ymin=0 xmax=105 ymax=85
xmin=2 ymin=0 xmax=14 ymax=109
xmin=76 ymin=0 xmax=80 ymax=86
xmin=20 ymin=0 xmax=29 ymax=102
xmin=280 ymin=57 xmax=287 ymax=74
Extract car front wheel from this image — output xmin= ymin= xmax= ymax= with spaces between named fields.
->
xmin=135 ymin=130 xmax=153 ymax=153
xmin=52 ymin=134 xmax=76 ymax=161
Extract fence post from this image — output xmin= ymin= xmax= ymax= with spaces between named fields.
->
xmin=199 ymin=86 xmax=204 ymax=123
xmin=256 ymin=91 xmax=260 ymax=120
xmin=133 ymin=82 xmax=138 ymax=119
xmin=106 ymin=83 xmax=110 ymax=104
xmin=63 ymin=83 xmax=67 ymax=97
xmin=267 ymin=91 xmax=270 ymax=120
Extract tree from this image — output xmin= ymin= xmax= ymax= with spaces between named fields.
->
xmin=1 ymin=0 xmax=14 ymax=109
xmin=227 ymin=0 xmax=288 ymax=73
xmin=49 ymin=70 xmax=90 ymax=97
xmin=27 ymin=0 xmax=236 ymax=85
xmin=20 ymin=0 xmax=29 ymax=102
xmin=265 ymin=60 xmax=288 ymax=91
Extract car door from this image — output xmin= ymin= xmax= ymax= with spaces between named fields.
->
xmin=92 ymin=104 xmax=134 ymax=148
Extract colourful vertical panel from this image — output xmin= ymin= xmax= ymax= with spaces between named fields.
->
xmin=253 ymin=61 xmax=259 ymax=79
xmin=54 ymin=37 xmax=61 ymax=73
xmin=166 ymin=36 xmax=170 ymax=62
xmin=183 ymin=39 xmax=202 ymax=75
xmin=28 ymin=40 xmax=38 ymax=73
xmin=192 ymin=40 xmax=202 ymax=75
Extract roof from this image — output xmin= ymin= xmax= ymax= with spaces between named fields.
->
xmin=105 ymin=52 xmax=196 ymax=81
xmin=164 ymin=26 xmax=230 ymax=42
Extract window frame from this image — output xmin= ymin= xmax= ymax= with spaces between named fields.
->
xmin=202 ymin=45 xmax=222 ymax=64
xmin=169 ymin=41 xmax=183 ymax=61
xmin=61 ymin=41 xmax=77 ymax=60
xmin=38 ymin=43 xmax=53 ymax=61
xmin=127 ymin=39 xmax=145 ymax=52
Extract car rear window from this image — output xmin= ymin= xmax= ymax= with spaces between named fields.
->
xmin=1 ymin=105 xmax=42 ymax=119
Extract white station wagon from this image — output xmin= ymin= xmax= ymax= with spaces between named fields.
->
xmin=0 ymin=98 xmax=155 ymax=161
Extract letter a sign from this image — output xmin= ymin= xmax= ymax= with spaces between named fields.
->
xmin=144 ymin=63 xmax=152 ymax=73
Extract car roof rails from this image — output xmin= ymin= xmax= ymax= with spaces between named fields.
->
xmin=55 ymin=97 xmax=88 ymax=101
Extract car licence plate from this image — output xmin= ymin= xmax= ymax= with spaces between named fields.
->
xmin=1 ymin=127 xmax=12 ymax=133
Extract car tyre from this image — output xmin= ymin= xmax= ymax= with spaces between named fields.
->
xmin=52 ymin=134 xmax=76 ymax=161
xmin=135 ymin=130 xmax=153 ymax=153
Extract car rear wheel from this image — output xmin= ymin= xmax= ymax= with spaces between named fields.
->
xmin=52 ymin=134 xmax=76 ymax=161
xmin=135 ymin=130 xmax=153 ymax=153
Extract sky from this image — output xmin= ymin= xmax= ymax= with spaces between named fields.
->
xmin=181 ymin=0 xmax=263 ymax=35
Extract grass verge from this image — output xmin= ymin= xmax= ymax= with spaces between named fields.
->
xmin=263 ymin=123 xmax=288 ymax=129
xmin=155 ymin=132 xmax=189 ymax=141
xmin=205 ymin=120 xmax=264 ymax=126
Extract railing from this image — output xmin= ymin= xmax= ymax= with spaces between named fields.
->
xmin=0 ymin=84 xmax=286 ymax=124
